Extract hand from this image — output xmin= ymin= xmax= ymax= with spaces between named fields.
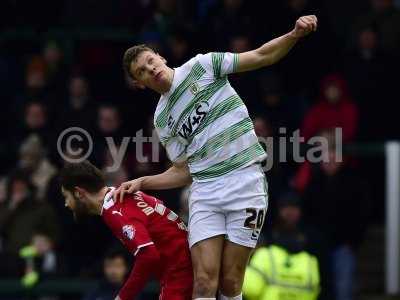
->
xmin=8 ymin=191 xmax=27 ymax=210
xmin=114 ymin=178 xmax=144 ymax=203
xmin=114 ymin=296 xmax=121 ymax=300
xmin=291 ymin=15 xmax=318 ymax=38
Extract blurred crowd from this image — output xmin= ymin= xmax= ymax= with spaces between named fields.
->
xmin=0 ymin=0 xmax=399 ymax=299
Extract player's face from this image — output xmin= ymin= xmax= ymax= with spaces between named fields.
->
xmin=104 ymin=257 xmax=128 ymax=285
xmin=61 ymin=186 xmax=89 ymax=221
xmin=130 ymin=51 xmax=169 ymax=91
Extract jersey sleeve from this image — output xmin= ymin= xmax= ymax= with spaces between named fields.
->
xmin=164 ymin=138 xmax=187 ymax=163
xmin=156 ymin=124 xmax=187 ymax=163
xmin=197 ymin=52 xmax=240 ymax=78
xmin=105 ymin=212 xmax=154 ymax=256
xmin=118 ymin=245 xmax=161 ymax=300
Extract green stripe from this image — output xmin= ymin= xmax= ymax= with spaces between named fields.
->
xmin=212 ymin=52 xmax=224 ymax=78
xmin=171 ymin=77 xmax=227 ymax=136
xmin=192 ymin=143 xmax=265 ymax=180
xmin=156 ymin=62 xmax=206 ymax=128
xmin=188 ymin=117 xmax=254 ymax=163
xmin=233 ymin=53 xmax=239 ymax=72
xmin=188 ymin=94 xmax=244 ymax=144
xmin=160 ymin=136 xmax=170 ymax=146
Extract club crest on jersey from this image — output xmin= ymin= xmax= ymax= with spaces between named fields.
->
xmin=122 ymin=225 xmax=135 ymax=240
xmin=189 ymin=82 xmax=200 ymax=95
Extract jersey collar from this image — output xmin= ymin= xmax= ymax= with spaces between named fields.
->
xmin=101 ymin=186 xmax=116 ymax=215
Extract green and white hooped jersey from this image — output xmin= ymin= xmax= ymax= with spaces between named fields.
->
xmin=154 ymin=52 xmax=267 ymax=182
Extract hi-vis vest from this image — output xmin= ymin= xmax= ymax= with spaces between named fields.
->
xmin=243 ymin=245 xmax=320 ymax=300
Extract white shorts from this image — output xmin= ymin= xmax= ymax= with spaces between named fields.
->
xmin=188 ymin=163 xmax=268 ymax=248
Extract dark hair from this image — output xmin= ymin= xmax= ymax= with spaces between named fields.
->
xmin=59 ymin=160 xmax=105 ymax=193
xmin=6 ymin=170 xmax=36 ymax=203
xmin=104 ymin=247 xmax=128 ymax=264
xmin=122 ymin=44 xmax=155 ymax=80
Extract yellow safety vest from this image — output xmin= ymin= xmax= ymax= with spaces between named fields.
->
xmin=243 ymin=245 xmax=320 ymax=300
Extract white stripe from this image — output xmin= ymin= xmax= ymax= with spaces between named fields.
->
xmin=188 ymin=130 xmax=260 ymax=173
xmin=186 ymin=103 xmax=247 ymax=157
xmin=133 ymin=242 xmax=154 ymax=256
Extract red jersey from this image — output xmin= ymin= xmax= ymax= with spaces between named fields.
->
xmin=102 ymin=188 xmax=189 ymax=266
xmin=101 ymin=188 xmax=193 ymax=300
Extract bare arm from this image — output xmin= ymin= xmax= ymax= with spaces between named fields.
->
xmin=236 ymin=15 xmax=317 ymax=73
xmin=114 ymin=161 xmax=191 ymax=201
xmin=141 ymin=161 xmax=192 ymax=190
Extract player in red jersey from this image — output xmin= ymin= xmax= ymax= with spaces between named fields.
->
xmin=59 ymin=160 xmax=193 ymax=300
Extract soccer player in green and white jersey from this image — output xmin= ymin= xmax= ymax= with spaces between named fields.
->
xmin=116 ymin=15 xmax=317 ymax=300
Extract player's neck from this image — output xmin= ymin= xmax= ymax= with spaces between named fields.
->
xmin=158 ymin=67 xmax=174 ymax=95
xmin=90 ymin=186 xmax=109 ymax=215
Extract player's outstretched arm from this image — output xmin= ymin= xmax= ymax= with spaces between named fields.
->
xmin=235 ymin=15 xmax=317 ymax=73
xmin=114 ymin=161 xmax=191 ymax=202
xmin=117 ymin=245 xmax=161 ymax=300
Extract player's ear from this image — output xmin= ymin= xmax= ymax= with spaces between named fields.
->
xmin=132 ymin=80 xmax=146 ymax=90
xmin=74 ymin=186 xmax=86 ymax=199
xmin=125 ymin=74 xmax=146 ymax=90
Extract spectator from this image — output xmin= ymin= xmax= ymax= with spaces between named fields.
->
xmin=352 ymin=0 xmax=400 ymax=57
xmin=344 ymin=27 xmax=393 ymax=140
xmin=243 ymin=190 xmax=321 ymax=300
xmin=302 ymin=150 xmax=371 ymax=300
xmin=19 ymin=231 xmax=67 ymax=289
xmin=83 ymin=248 xmax=129 ymax=300
xmin=17 ymin=135 xmax=57 ymax=200
xmin=42 ymin=41 xmax=67 ymax=96
xmin=228 ymin=35 xmax=259 ymax=107
xmin=200 ymin=0 xmax=255 ymax=48
xmin=257 ymin=73 xmax=300 ymax=133
xmin=58 ymin=75 xmax=95 ymax=131
xmin=101 ymin=149 xmax=130 ymax=188
xmin=345 ymin=27 xmax=386 ymax=101
xmin=0 ymin=172 xmax=59 ymax=255
xmin=142 ymin=0 xmax=195 ymax=40
xmin=8 ymin=101 xmax=52 ymax=168
xmin=92 ymin=104 xmax=125 ymax=167
xmin=125 ymin=116 xmax=166 ymax=179
xmin=23 ymin=56 xmax=48 ymax=102
xmin=301 ymin=74 xmax=359 ymax=143
xmin=252 ymin=116 xmax=289 ymax=210
xmin=166 ymin=31 xmax=192 ymax=66
xmin=14 ymin=101 xmax=54 ymax=152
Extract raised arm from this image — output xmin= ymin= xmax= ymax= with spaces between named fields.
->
xmin=114 ymin=161 xmax=192 ymax=201
xmin=236 ymin=15 xmax=317 ymax=73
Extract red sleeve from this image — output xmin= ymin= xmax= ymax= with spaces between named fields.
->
xmin=118 ymin=244 xmax=161 ymax=300
xmin=103 ymin=210 xmax=153 ymax=256
xmin=301 ymin=105 xmax=322 ymax=141
xmin=292 ymin=161 xmax=312 ymax=194
xmin=342 ymin=102 xmax=359 ymax=142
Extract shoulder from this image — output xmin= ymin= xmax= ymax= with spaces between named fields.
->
xmin=181 ymin=55 xmax=199 ymax=69
xmin=194 ymin=53 xmax=212 ymax=68
xmin=154 ymin=95 xmax=166 ymax=119
xmin=134 ymin=191 xmax=159 ymax=204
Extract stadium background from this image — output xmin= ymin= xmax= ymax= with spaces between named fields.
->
xmin=0 ymin=0 xmax=399 ymax=299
